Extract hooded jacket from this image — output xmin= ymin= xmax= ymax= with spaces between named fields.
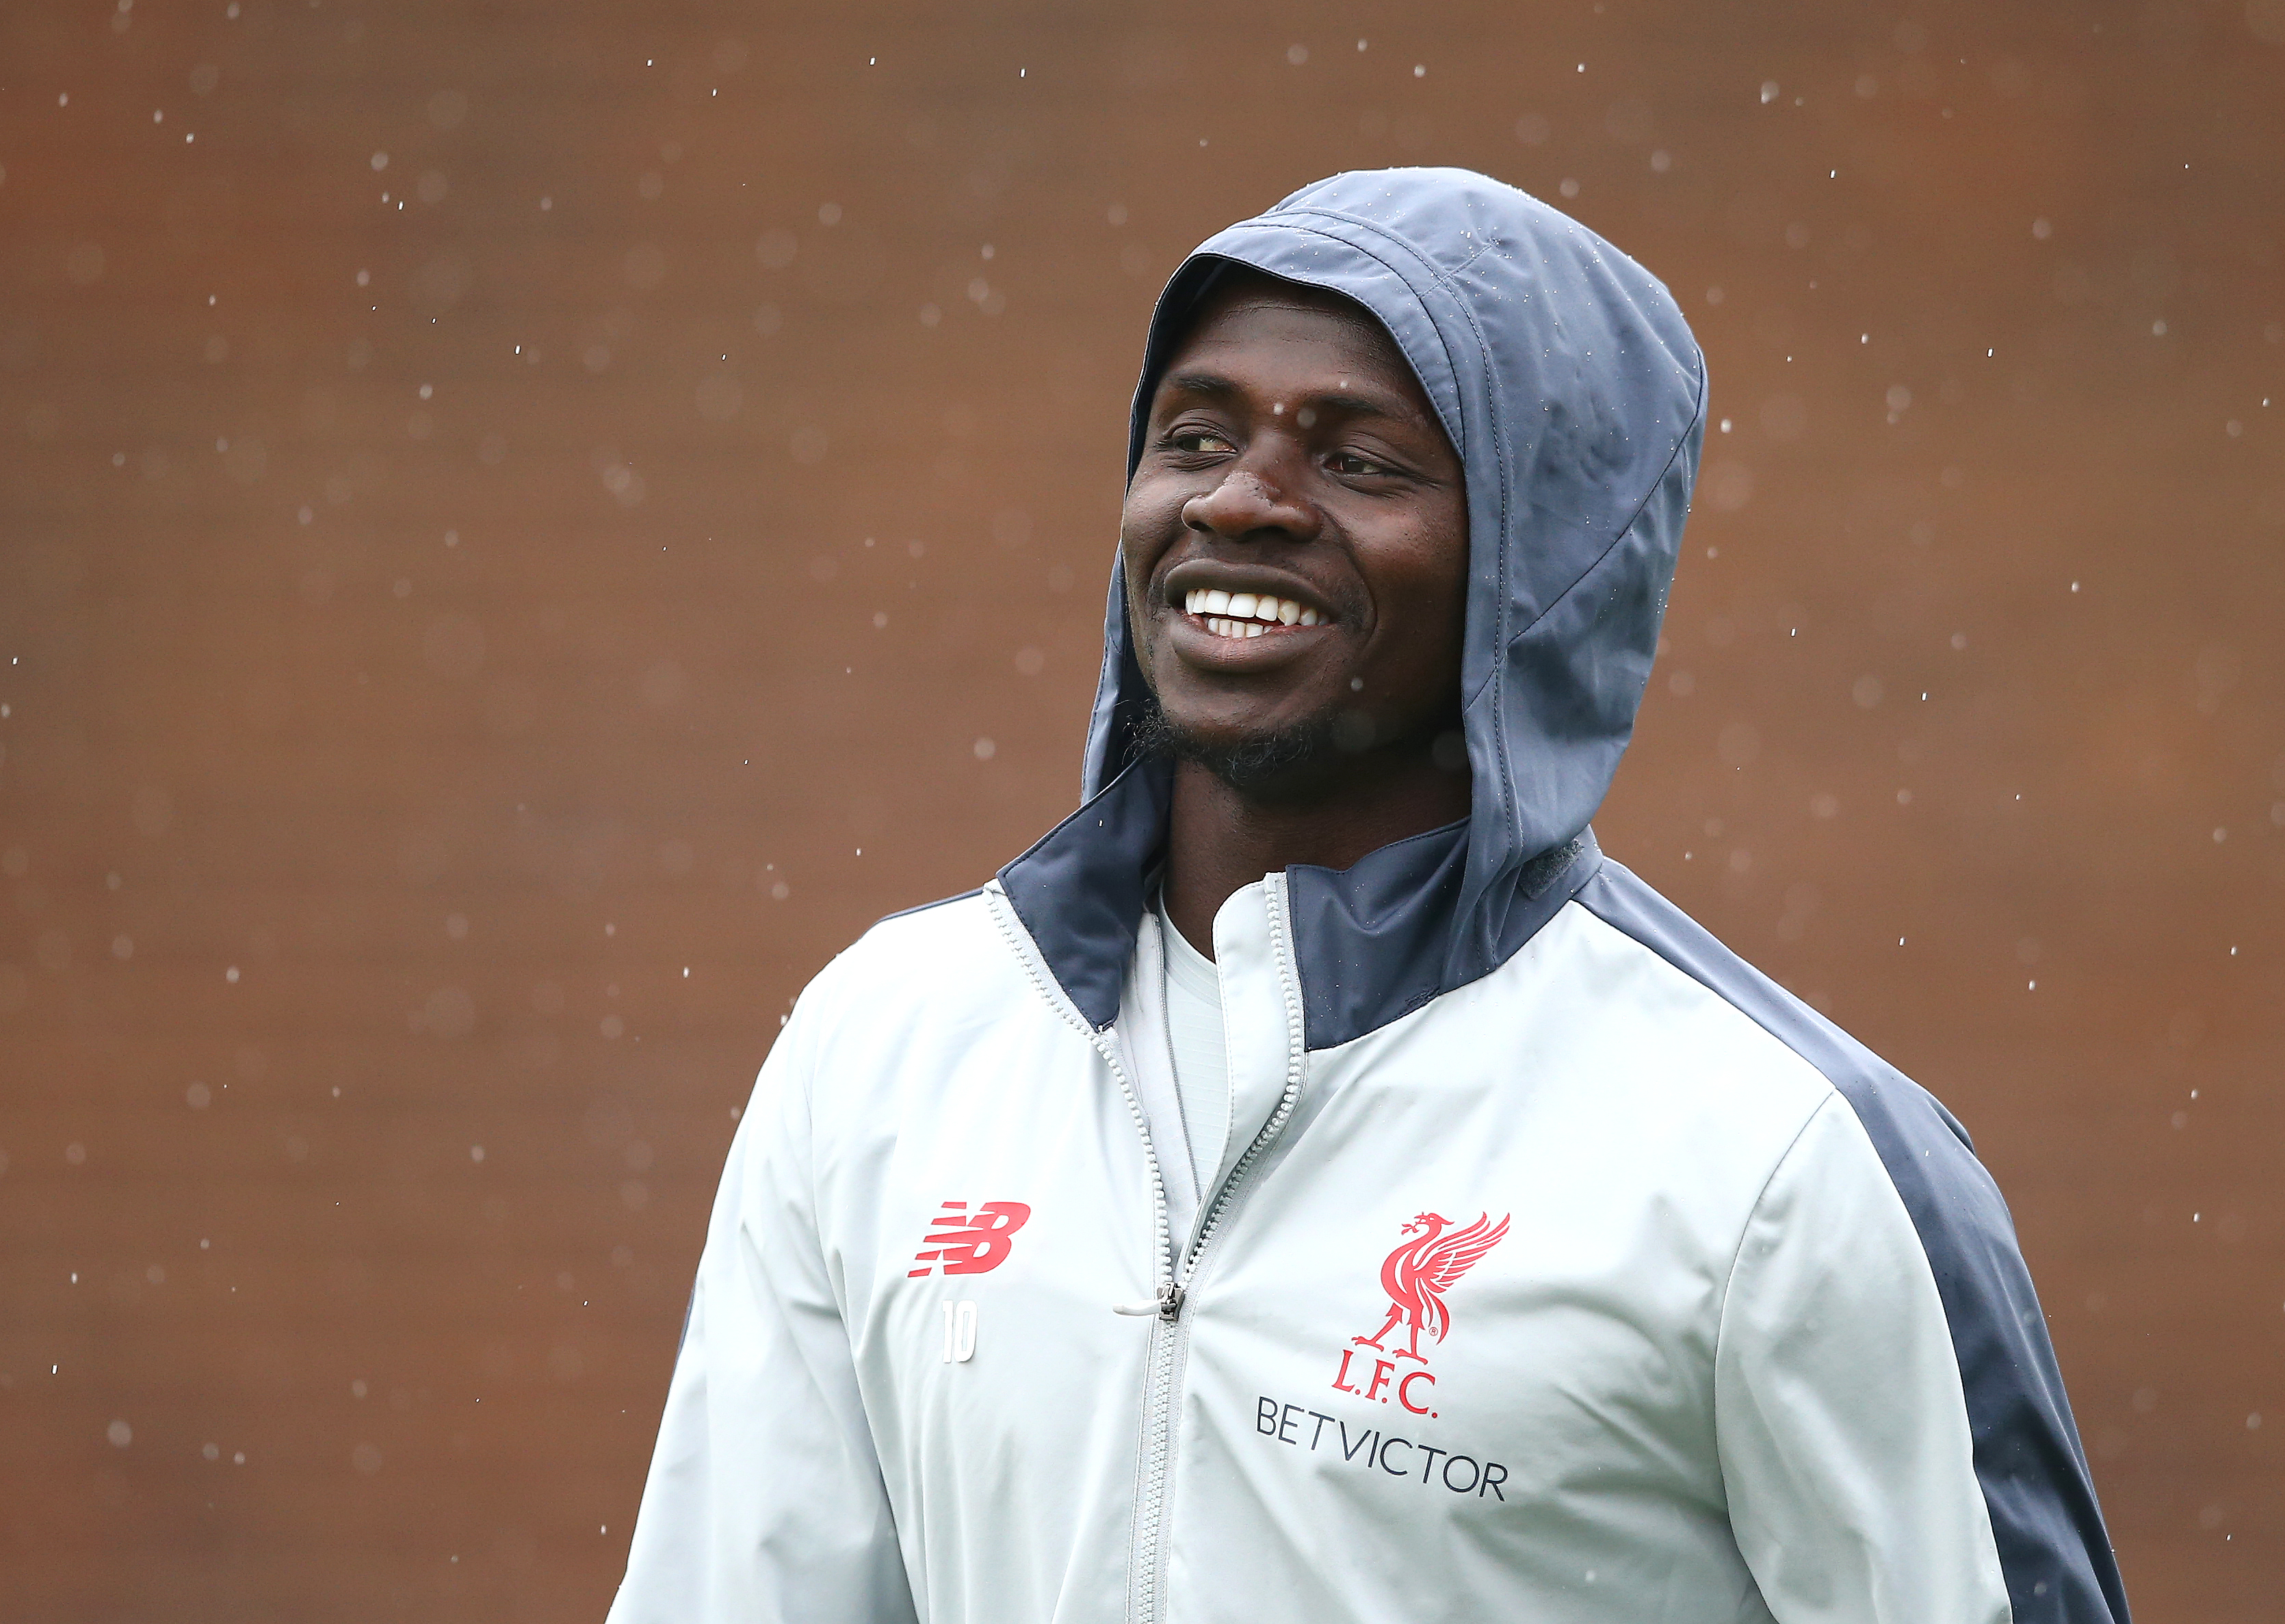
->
xmin=608 ymin=169 xmax=2129 ymax=1624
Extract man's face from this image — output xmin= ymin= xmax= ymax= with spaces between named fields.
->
xmin=1121 ymin=274 xmax=1469 ymax=798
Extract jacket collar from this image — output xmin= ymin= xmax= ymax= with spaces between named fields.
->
xmin=996 ymin=757 xmax=1601 ymax=1049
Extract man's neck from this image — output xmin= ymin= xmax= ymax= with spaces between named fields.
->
xmin=1160 ymin=751 xmax=1471 ymax=959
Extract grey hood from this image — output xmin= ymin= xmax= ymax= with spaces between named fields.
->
xmin=1005 ymin=167 xmax=1706 ymax=1047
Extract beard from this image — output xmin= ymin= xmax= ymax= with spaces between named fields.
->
xmin=1127 ymin=692 xmax=1348 ymax=799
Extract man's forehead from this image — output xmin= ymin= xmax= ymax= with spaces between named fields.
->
xmin=1156 ymin=274 xmax=1423 ymax=410
xmin=1177 ymin=272 xmax=1388 ymax=348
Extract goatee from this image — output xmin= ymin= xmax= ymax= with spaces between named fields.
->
xmin=1127 ymin=693 xmax=1343 ymax=798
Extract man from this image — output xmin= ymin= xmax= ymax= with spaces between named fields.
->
xmin=608 ymin=169 xmax=2129 ymax=1623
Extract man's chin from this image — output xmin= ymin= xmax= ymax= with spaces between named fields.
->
xmin=1130 ymin=697 xmax=1344 ymax=800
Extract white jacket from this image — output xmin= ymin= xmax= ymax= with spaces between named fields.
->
xmin=608 ymin=168 xmax=2126 ymax=1623
xmin=610 ymin=859 xmax=2121 ymax=1623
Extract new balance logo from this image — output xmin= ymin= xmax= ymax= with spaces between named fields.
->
xmin=909 ymin=1200 xmax=1032 ymax=1277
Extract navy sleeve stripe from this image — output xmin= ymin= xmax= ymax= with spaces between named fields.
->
xmin=1576 ymin=861 xmax=2130 ymax=1624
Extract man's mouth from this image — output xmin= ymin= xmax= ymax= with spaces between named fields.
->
xmin=1181 ymin=588 xmax=1324 ymax=640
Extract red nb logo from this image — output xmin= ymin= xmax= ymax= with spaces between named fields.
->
xmin=1333 ymin=1211 xmax=1509 ymax=1417
xmin=909 ymin=1201 xmax=1032 ymax=1277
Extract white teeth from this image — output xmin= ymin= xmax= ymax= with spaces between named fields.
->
xmin=1186 ymin=590 xmax=1326 ymax=633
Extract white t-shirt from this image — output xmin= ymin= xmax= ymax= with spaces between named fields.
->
xmin=1156 ymin=900 xmax=1229 ymax=1208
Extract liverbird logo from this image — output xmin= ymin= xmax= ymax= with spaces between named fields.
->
xmin=1333 ymin=1211 xmax=1509 ymax=1413
xmin=1354 ymin=1211 xmax=1511 ymax=1361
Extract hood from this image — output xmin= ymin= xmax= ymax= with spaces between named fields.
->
xmin=1005 ymin=167 xmax=1704 ymax=1049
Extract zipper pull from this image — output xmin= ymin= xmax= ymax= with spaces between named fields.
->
xmin=1111 ymin=1281 xmax=1186 ymax=1321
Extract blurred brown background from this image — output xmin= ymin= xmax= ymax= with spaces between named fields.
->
xmin=2 ymin=0 xmax=2280 ymax=1616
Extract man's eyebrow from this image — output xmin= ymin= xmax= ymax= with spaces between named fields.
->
xmin=1156 ymin=369 xmax=1408 ymax=421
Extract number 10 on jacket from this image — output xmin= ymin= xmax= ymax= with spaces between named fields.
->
xmin=940 ymin=1300 xmax=978 ymax=1363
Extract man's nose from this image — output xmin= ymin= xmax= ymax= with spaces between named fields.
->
xmin=1181 ymin=461 xmax=1318 ymax=544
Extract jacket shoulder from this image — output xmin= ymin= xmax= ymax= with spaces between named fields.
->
xmin=810 ymin=887 xmax=996 ymax=993
xmin=1572 ymin=859 xmax=2130 ymax=1622
xmin=791 ymin=887 xmax=1041 ymax=1033
xmin=1569 ymin=861 xmax=1972 ymax=1159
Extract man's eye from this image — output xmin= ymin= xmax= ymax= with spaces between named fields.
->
xmin=1172 ymin=430 xmax=1236 ymax=454
xmin=1328 ymin=451 xmax=1394 ymax=476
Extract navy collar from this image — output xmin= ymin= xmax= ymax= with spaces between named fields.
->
xmin=997 ymin=758 xmax=1602 ymax=1049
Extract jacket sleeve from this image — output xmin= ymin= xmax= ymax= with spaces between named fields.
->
xmin=1714 ymin=1091 xmax=2017 ymax=1623
xmin=605 ymin=996 xmax=919 ymax=1624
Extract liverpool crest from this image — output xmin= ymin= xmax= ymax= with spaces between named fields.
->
xmin=1333 ymin=1211 xmax=1509 ymax=1413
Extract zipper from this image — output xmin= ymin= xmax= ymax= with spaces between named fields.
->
xmin=1123 ymin=878 xmax=1311 ymax=1624
xmin=982 ymin=880 xmax=1309 ymax=1624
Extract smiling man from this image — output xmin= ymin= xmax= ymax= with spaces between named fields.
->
xmin=608 ymin=170 xmax=2129 ymax=1624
